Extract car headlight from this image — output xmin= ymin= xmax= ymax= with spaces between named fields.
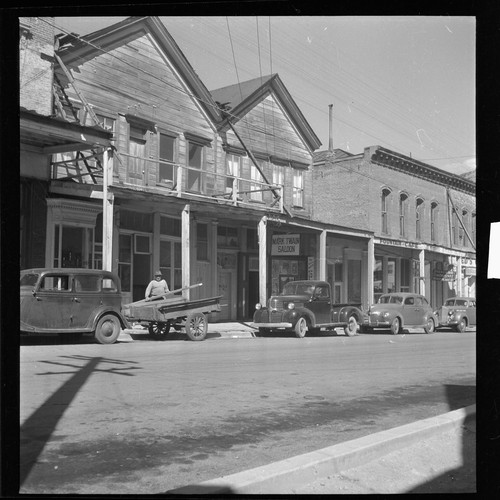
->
xmin=383 ymin=312 xmax=391 ymax=318
xmin=255 ymin=303 xmax=262 ymax=310
xmin=288 ymin=302 xmax=295 ymax=310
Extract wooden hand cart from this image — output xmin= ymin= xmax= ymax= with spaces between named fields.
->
xmin=122 ymin=283 xmax=221 ymax=341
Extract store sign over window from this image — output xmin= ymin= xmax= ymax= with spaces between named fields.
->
xmin=432 ymin=267 xmax=456 ymax=281
xmin=271 ymin=234 xmax=300 ymax=255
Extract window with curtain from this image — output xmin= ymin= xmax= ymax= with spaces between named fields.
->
xmin=226 ymin=154 xmax=241 ymax=194
xmin=250 ymin=165 xmax=264 ymax=201
xmin=187 ymin=141 xmax=203 ymax=192
xmin=292 ymin=168 xmax=304 ymax=207
xmin=159 ymin=133 xmax=176 ymax=186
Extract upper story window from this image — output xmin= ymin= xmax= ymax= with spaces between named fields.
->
xmin=431 ymin=202 xmax=438 ymax=242
xmin=159 ymin=132 xmax=176 ymax=186
xmin=471 ymin=212 xmax=476 ymax=246
xmin=96 ymin=113 xmax=115 ymax=133
xmin=129 ymin=125 xmax=146 ymax=180
xmin=226 ymin=153 xmax=241 ymax=194
xmin=292 ymin=168 xmax=304 ymax=208
xmin=126 ymin=115 xmax=155 ymax=183
xmin=451 ymin=208 xmax=459 ymax=246
xmin=399 ymin=193 xmax=408 ymax=237
xmin=185 ymin=133 xmax=212 ymax=193
xmin=461 ymin=209 xmax=469 ymax=247
xmin=250 ymin=165 xmax=264 ymax=202
xmin=381 ymin=188 xmax=391 ymax=234
xmin=416 ymin=198 xmax=424 ymax=240
xmin=272 ymin=164 xmax=284 ymax=188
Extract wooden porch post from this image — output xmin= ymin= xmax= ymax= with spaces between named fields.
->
xmin=102 ymin=147 xmax=114 ymax=271
xmin=182 ymin=204 xmax=191 ymax=299
xmin=258 ymin=216 xmax=268 ymax=305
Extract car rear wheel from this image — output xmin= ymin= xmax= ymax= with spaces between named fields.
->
xmin=94 ymin=314 xmax=121 ymax=344
xmin=294 ymin=317 xmax=307 ymax=338
xmin=390 ymin=317 xmax=401 ymax=335
xmin=344 ymin=316 xmax=359 ymax=336
xmin=424 ymin=317 xmax=436 ymax=334
xmin=185 ymin=312 xmax=208 ymax=341
xmin=455 ymin=318 xmax=467 ymax=333
xmin=149 ymin=321 xmax=171 ymax=337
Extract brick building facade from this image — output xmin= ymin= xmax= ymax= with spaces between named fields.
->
xmin=313 ymin=146 xmax=476 ymax=307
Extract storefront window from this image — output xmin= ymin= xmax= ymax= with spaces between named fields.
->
xmin=374 ymin=257 xmax=383 ymax=301
xmin=400 ymin=259 xmax=410 ymax=292
xmin=53 ymin=225 xmax=94 ymax=269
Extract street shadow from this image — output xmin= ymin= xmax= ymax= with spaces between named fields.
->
xmin=165 ymin=484 xmax=236 ymax=494
xmin=20 ymin=355 xmax=141 ymax=487
xmin=406 ymin=384 xmax=476 ymax=493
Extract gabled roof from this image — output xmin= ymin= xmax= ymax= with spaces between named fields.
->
xmin=56 ymin=16 xmax=222 ymax=123
xmin=211 ymin=74 xmax=321 ymax=151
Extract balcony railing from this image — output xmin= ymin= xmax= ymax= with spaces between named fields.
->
xmin=51 ymin=150 xmax=284 ymax=213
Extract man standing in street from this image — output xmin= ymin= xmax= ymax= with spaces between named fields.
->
xmin=145 ymin=270 xmax=169 ymax=300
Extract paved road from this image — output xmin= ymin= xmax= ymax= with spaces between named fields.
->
xmin=19 ymin=330 xmax=475 ymax=494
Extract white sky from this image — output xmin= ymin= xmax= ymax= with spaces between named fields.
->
xmin=54 ymin=16 xmax=476 ymax=176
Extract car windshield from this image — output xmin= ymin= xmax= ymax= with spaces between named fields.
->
xmin=378 ymin=295 xmax=403 ymax=304
xmin=20 ymin=273 xmax=39 ymax=287
xmin=282 ymin=283 xmax=315 ymax=295
xmin=444 ymin=299 xmax=455 ymax=306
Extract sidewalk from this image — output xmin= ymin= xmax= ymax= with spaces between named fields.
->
xmin=119 ymin=320 xmax=258 ymax=342
xmin=168 ymin=405 xmax=476 ymax=494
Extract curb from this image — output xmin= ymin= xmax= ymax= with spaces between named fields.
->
xmin=168 ymin=404 xmax=476 ymax=494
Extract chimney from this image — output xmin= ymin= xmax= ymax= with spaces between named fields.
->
xmin=328 ymin=104 xmax=333 ymax=152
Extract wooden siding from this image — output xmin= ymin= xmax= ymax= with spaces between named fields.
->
xmin=56 ymin=33 xmax=215 ymax=161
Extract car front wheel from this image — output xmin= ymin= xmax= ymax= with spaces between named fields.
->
xmin=424 ymin=317 xmax=436 ymax=334
xmin=390 ymin=317 xmax=401 ymax=335
xmin=94 ymin=314 xmax=121 ymax=344
xmin=344 ymin=316 xmax=359 ymax=336
xmin=294 ymin=317 xmax=307 ymax=338
xmin=455 ymin=318 xmax=467 ymax=333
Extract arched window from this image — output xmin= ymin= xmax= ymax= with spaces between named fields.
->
xmin=381 ymin=188 xmax=391 ymax=234
xmin=472 ymin=212 xmax=476 ymax=246
xmin=416 ymin=198 xmax=424 ymax=240
xmin=399 ymin=192 xmax=408 ymax=237
xmin=461 ymin=209 xmax=469 ymax=247
xmin=431 ymin=202 xmax=438 ymax=242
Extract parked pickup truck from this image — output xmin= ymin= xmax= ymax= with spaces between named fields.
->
xmin=252 ymin=280 xmax=364 ymax=338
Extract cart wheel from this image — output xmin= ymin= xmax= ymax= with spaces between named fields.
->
xmin=148 ymin=321 xmax=171 ymax=337
xmin=185 ymin=312 xmax=208 ymax=341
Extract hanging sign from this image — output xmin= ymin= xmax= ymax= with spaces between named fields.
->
xmin=272 ymin=234 xmax=300 ymax=255
xmin=432 ymin=268 xmax=456 ymax=281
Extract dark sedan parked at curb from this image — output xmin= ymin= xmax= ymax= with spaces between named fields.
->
xmin=361 ymin=292 xmax=438 ymax=335
xmin=20 ymin=268 xmax=130 ymax=344
xmin=435 ymin=297 xmax=476 ymax=332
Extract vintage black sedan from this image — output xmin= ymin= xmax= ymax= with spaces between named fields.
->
xmin=20 ymin=268 xmax=130 ymax=344
xmin=362 ymin=292 xmax=438 ymax=335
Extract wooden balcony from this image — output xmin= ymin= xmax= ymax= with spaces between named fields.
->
xmin=51 ymin=150 xmax=284 ymax=213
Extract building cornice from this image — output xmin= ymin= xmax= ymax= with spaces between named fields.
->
xmin=369 ymin=146 xmax=475 ymax=195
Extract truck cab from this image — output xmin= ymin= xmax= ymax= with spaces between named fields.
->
xmin=252 ymin=280 xmax=363 ymax=338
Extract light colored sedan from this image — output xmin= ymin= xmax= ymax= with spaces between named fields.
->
xmin=362 ymin=292 xmax=438 ymax=335
xmin=435 ymin=297 xmax=476 ymax=332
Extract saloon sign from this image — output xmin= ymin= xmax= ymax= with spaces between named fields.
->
xmin=272 ymin=234 xmax=300 ymax=255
